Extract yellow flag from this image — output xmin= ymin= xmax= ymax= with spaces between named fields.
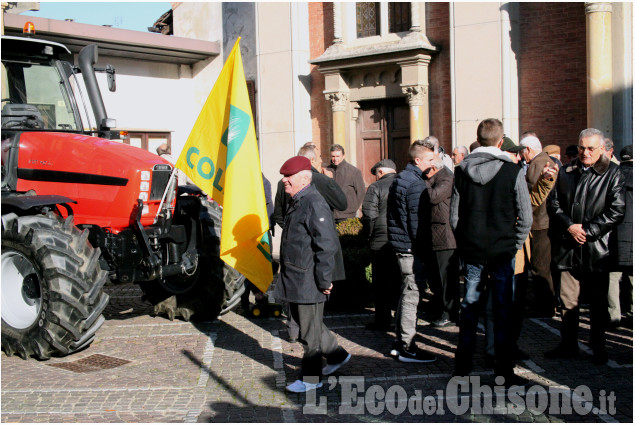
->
xmin=175 ymin=38 xmax=273 ymax=292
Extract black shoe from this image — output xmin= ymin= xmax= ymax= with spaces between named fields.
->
xmin=431 ymin=318 xmax=455 ymax=328
xmin=514 ymin=348 xmax=530 ymax=361
xmin=591 ymin=352 xmax=608 ymax=365
xmin=397 ymin=345 xmax=437 ymax=363
xmin=365 ymin=322 xmax=392 ymax=332
xmin=544 ymin=345 xmax=579 ymax=359
xmin=288 ymin=337 xmax=298 ymax=343
xmin=389 ymin=340 xmax=401 ymax=357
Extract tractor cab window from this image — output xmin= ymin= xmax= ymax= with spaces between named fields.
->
xmin=1 ymin=58 xmax=82 ymax=132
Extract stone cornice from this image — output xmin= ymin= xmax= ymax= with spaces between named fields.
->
xmin=311 ymin=31 xmax=438 ymax=72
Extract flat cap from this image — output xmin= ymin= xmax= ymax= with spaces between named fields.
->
xmin=543 ymin=144 xmax=561 ymax=156
xmin=371 ymin=158 xmax=397 ymax=175
xmin=501 ymin=136 xmax=525 ymax=153
xmin=280 ymin=156 xmax=311 ymax=176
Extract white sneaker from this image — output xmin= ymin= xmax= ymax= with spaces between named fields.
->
xmin=322 ymin=353 xmax=352 ymax=375
xmin=286 ymin=379 xmax=323 ymax=393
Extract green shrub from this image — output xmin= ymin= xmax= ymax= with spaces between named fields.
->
xmin=328 ymin=218 xmax=372 ymax=310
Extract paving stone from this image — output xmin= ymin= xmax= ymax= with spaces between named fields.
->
xmin=1 ymin=284 xmax=632 ymax=422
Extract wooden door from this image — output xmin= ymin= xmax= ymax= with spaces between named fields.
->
xmin=356 ymin=100 xmax=410 ymax=187
xmin=387 ymin=103 xmax=410 ymax=173
xmin=357 ymin=104 xmax=385 ymax=186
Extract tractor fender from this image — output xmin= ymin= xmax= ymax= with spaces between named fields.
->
xmin=1 ymin=194 xmax=76 ymax=216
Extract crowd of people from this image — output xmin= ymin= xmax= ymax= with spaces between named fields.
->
xmin=270 ymin=119 xmax=632 ymax=393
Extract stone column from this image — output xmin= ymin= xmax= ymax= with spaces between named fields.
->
xmin=323 ymin=71 xmax=349 ymax=149
xmin=402 ymin=86 xmax=428 ymax=142
xmin=586 ymin=2 xmax=613 ymax=137
xmin=399 ymin=55 xmax=432 ymax=143
xmin=325 ymin=91 xmax=349 ymax=148
xmin=410 ymin=2 xmax=421 ymax=32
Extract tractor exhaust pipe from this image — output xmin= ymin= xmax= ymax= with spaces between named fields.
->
xmin=78 ymin=45 xmax=115 ymax=139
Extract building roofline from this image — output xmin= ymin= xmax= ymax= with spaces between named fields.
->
xmin=3 ymin=14 xmax=219 ymax=65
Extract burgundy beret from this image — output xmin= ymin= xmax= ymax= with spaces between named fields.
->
xmin=280 ymin=156 xmax=311 ymax=176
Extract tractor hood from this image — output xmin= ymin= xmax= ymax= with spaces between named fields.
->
xmin=16 ymin=132 xmax=168 ymax=178
xmin=14 ymin=132 xmax=176 ymax=230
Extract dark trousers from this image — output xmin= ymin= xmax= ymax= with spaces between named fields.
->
xmin=290 ymin=302 xmax=348 ymax=379
xmin=371 ymin=245 xmax=401 ymax=326
xmin=559 ymin=271 xmax=609 ymax=355
xmin=527 ymin=229 xmax=556 ymax=311
xmin=283 ymin=302 xmax=299 ymax=340
xmin=427 ymin=249 xmax=460 ymax=322
xmin=485 ymin=261 xmax=528 ymax=356
xmin=456 ymin=259 xmax=515 ymax=378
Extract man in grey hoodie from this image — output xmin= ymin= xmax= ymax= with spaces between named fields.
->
xmin=451 ymin=118 xmax=532 ymax=387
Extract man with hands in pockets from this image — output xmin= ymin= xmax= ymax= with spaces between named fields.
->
xmin=276 ymin=156 xmax=351 ymax=393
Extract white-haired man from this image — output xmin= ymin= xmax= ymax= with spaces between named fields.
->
xmin=278 ymin=156 xmax=351 ymax=392
xmin=362 ymin=159 xmax=399 ymax=331
xmin=520 ymin=135 xmax=559 ymax=317
xmin=546 ymin=128 xmax=625 ymax=365
xmin=452 ymin=145 xmax=468 ymax=166
xmin=422 ymin=135 xmax=454 ymax=171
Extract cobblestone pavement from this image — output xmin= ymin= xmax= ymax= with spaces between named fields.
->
xmin=2 ymin=284 xmax=632 ymax=423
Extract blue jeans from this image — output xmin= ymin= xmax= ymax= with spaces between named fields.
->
xmin=455 ymin=259 xmax=515 ymax=377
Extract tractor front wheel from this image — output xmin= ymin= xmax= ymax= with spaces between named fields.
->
xmin=1 ymin=213 xmax=109 ymax=360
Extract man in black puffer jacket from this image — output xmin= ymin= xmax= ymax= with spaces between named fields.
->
xmin=386 ymin=140 xmax=437 ymax=364
xmin=546 ymin=128 xmax=625 ymax=365
xmin=362 ymin=159 xmax=399 ymax=331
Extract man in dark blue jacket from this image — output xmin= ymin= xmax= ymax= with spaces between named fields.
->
xmin=277 ymin=156 xmax=351 ymax=393
xmin=387 ymin=140 xmax=437 ymax=363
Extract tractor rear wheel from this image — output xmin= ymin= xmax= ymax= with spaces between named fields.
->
xmin=1 ymin=213 xmax=109 ymax=360
xmin=141 ymin=199 xmax=245 ymax=321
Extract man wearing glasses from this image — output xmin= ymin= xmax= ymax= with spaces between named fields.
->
xmin=545 ymin=128 xmax=625 ymax=365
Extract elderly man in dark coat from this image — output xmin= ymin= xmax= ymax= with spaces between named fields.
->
xmin=362 ymin=158 xmax=399 ymax=331
xmin=277 ymin=156 xmax=351 ymax=393
xmin=273 ymin=145 xmax=347 ymax=342
xmin=546 ymin=128 xmax=625 ymax=365
xmin=419 ymin=150 xmax=460 ymax=328
xmin=610 ymin=145 xmax=633 ymax=323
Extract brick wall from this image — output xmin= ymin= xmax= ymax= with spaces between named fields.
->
xmin=426 ymin=2 xmax=452 ymax=154
xmin=518 ymin=3 xmax=587 ymax=152
xmin=309 ymin=2 xmax=334 ymax=157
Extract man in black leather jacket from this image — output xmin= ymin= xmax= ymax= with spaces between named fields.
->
xmin=545 ymin=128 xmax=625 ymax=365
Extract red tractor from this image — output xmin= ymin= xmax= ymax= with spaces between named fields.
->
xmin=1 ymin=33 xmax=245 ymax=360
